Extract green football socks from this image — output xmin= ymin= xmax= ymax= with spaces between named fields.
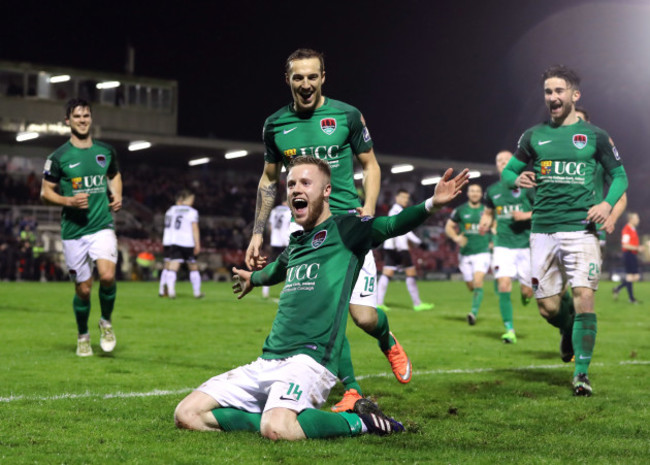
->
xmin=99 ymin=283 xmax=117 ymax=321
xmin=573 ymin=313 xmax=597 ymax=376
xmin=369 ymin=307 xmax=393 ymax=352
xmin=298 ymin=409 xmax=357 ymax=438
xmin=338 ymin=337 xmax=362 ymax=394
xmin=72 ymin=294 xmax=90 ymax=334
xmin=547 ymin=291 xmax=575 ymax=334
xmin=211 ymin=408 xmax=360 ymax=438
xmin=471 ymin=288 xmax=484 ymax=316
xmin=498 ymin=291 xmax=514 ymax=330
xmin=212 ymin=408 xmax=261 ymax=432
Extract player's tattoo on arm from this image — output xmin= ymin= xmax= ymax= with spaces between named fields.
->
xmin=253 ymin=183 xmax=278 ymax=234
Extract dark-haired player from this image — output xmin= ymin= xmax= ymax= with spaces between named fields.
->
xmin=245 ymin=49 xmax=411 ymax=413
xmin=41 ymin=98 xmax=122 ymax=356
xmin=502 ymin=66 xmax=628 ymax=396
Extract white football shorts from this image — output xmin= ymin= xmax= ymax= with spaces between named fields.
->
xmin=492 ymin=246 xmax=531 ymax=287
xmin=349 ymin=250 xmax=378 ymax=307
xmin=458 ymin=252 xmax=491 ymax=282
xmin=530 ymin=231 xmax=601 ymax=298
xmin=62 ymin=229 xmax=117 ymax=283
xmin=196 ymin=354 xmax=337 ymax=413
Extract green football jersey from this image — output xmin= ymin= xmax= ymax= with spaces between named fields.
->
xmin=251 ymin=203 xmax=430 ymax=375
xmin=450 ymin=202 xmax=490 ymax=256
xmin=263 ymin=97 xmax=373 ymax=215
xmin=43 ymin=140 xmax=119 ymax=240
xmin=484 ymin=180 xmax=534 ymax=249
xmin=514 ymin=119 xmax=625 ymax=233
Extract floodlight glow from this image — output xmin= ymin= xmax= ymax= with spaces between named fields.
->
xmin=391 ymin=164 xmax=414 ymax=174
xmin=224 ymin=150 xmax=248 ymax=159
xmin=469 ymin=170 xmax=481 ymax=179
xmin=421 ymin=176 xmax=442 ymax=186
xmin=96 ymin=81 xmax=121 ymax=89
xmin=49 ymin=75 xmax=71 ymax=83
xmin=188 ymin=157 xmax=210 ymax=166
xmin=281 ymin=165 xmax=286 ymax=173
xmin=354 ymin=172 xmax=363 ymax=180
xmin=16 ymin=132 xmax=39 ymax=142
xmin=128 ymin=140 xmax=151 ymax=151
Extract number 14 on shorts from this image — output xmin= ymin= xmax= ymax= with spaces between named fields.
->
xmin=282 ymin=382 xmax=303 ymax=401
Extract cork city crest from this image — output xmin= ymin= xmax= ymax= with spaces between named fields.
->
xmin=96 ymin=154 xmax=107 ymax=167
xmin=312 ymin=230 xmax=327 ymax=248
xmin=572 ymin=134 xmax=587 ymax=149
xmin=320 ymin=118 xmax=337 ymax=135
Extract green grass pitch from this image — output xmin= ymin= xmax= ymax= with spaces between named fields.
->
xmin=1 ymin=280 xmax=648 ymax=464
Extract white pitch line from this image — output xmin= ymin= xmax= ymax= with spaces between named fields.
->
xmin=1 ymin=361 xmax=647 ymax=404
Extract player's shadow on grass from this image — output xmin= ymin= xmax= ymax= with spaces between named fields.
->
xmin=505 ymin=368 xmax=567 ymax=387
xmin=522 ymin=349 xmax=561 ymax=360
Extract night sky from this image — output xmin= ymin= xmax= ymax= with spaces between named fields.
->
xmin=2 ymin=0 xmax=649 ymax=209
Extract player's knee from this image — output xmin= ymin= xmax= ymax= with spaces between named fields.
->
xmin=98 ymin=271 xmax=115 ymax=286
xmin=75 ymin=283 xmax=92 ymax=300
xmin=260 ymin=417 xmax=300 ymax=441
xmin=174 ymin=403 xmax=200 ymax=430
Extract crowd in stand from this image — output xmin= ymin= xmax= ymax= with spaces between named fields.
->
xmin=1 ymin=160 xmax=553 ymax=280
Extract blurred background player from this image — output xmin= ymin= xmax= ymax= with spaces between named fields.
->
xmin=502 ymin=65 xmax=628 ymax=396
xmin=479 ymin=151 xmax=535 ymax=344
xmin=612 ymin=212 xmax=642 ymax=303
xmin=377 ymin=189 xmax=434 ymax=312
xmin=165 ymin=190 xmax=202 ymax=299
xmin=445 ymin=184 xmax=491 ymax=329
xmin=40 ymin=98 xmax=122 ymax=357
xmin=245 ymin=48 xmax=412 ymax=413
xmin=159 ymin=192 xmax=184 ymax=297
xmin=262 ymin=200 xmax=292 ymax=299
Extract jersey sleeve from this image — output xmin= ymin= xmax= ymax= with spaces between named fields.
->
xmin=513 ymin=129 xmax=534 ymax=164
xmin=190 ymin=208 xmax=199 ymax=223
xmin=345 ymin=106 xmax=373 ymax=155
xmin=263 ymin=118 xmax=283 ymax=164
xmin=371 ymin=202 xmax=429 ymax=247
xmin=595 ymin=131 xmax=628 ymax=207
xmin=107 ymin=145 xmax=120 ymax=177
xmin=484 ymin=189 xmax=495 ymax=210
xmin=502 ymin=157 xmax=528 ymax=189
xmin=43 ymin=153 xmax=61 ymax=183
xmin=449 ymin=207 xmax=461 ymax=224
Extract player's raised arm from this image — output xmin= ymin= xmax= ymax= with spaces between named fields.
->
xmin=372 ymin=168 xmax=469 ymax=245
xmin=246 ymin=161 xmax=282 ymax=270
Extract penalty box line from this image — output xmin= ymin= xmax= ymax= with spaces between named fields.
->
xmin=1 ymin=360 xmax=648 ymax=404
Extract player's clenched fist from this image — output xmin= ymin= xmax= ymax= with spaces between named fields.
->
xmin=68 ymin=193 xmax=90 ymax=209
